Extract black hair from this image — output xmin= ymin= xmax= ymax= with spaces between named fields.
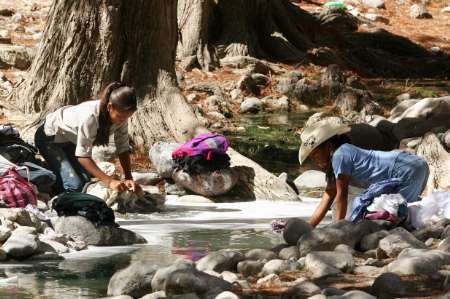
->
xmin=93 ymin=82 xmax=137 ymax=146
xmin=315 ymin=134 xmax=350 ymax=185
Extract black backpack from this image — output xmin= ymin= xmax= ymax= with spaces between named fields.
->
xmin=51 ymin=192 xmax=117 ymax=227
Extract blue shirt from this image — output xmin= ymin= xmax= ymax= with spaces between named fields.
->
xmin=332 ymin=144 xmax=400 ymax=188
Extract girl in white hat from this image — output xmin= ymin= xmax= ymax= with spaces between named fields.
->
xmin=299 ymin=120 xmax=429 ymax=227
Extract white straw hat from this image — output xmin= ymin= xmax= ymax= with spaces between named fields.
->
xmin=298 ymin=120 xmax=350 ymax=165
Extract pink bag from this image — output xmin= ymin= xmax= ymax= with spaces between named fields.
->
xmin=172 ymin=133 xmax=230 ymax=160
xmin=0 ymin=167 xmax=37 ymax=208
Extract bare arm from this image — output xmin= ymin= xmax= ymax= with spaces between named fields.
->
xmin=118 ymin=152 xmax=133 ymax=180
xmin=309 ymin=183 xmax=337 ymax=227
xmin=334 ymin=174 xmax=350 ymax=220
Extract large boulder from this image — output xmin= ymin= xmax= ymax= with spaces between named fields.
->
xmin=371 ymin=273 xmax=405 ymax=298
xmin=389 ymin=99 xmax=420 ymax=120
xmin=416 ymin=133 xmax=450 ymax=194
xmin=378 ymin=227 xmax=426 ymax=258
xmin=165 ymin=268 xmax=232 ymax=298
xmin=0 ymin=208 xmax=43 ymax=231
xmin=278 ymin=246 xmax=300 ymax=260
xmin=172 ymin=168 xmax=239 ymax=197
xmin=1 ymin=231 xmax=40 ymax=259
xmin=107 ymin=262 xmax=159 ymax=298
xmin=151 ymin=260 xmax=194 ymax=291
xmin=54 ymin=216 xmax=146 ymax=246
xmin=294 ymin=170 xmax=327 ymax=191
xmin=260 ymin=259 xmax=300 ymax=275
xmin=387 ymin=248 xmax=450 ymax=275
xmin=196 ymin=250 xmax=244 ymax=273
xmin=149 ymin=142 xmax=180 ymax=178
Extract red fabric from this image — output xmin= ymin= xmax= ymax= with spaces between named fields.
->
xmin=0 ymin=167 xmax=37 ymax=208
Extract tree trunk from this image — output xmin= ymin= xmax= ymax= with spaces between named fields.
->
xmin=12 ymin=0 xmax=298 ymax=201
xmin=13 ymin=0 xmax=199 ymax=147
xmin=177 ymin=0 xmax=450 ymax=78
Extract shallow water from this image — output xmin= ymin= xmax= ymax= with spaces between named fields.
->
xmin=0 ymin=200 xmax=321 ymax=299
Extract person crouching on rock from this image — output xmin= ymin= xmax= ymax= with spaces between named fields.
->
xmin=298 ymin=121 xmax=429 ymax=227
xmin=34 ymin=82 xmax=140 ymax=194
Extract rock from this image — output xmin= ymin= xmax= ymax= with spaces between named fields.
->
xmin=165 ymin=268 xmax=232 ymax=298
xmin=292 ymin=281 xmax=321 ymax=297
xmin=196 ymin=250 xmax=244 ymax=273
xmin=442 ymin=129 xmax=450 ymax=150
xmin=38 ymin=239 xmax=69 ymax=254
xmin=66 ymin=240 xmax=87 ymax=251
xmin=353 ymin=265 xmax=384 ymax=276
xmin=237 ymin=74 xmax=259 ymax=95
xmin=283 ymin=218 xmax=313 ymax=246
xmin=220 ymin=271 xmax=238 ymax=284
xmin=172 ymin=168 xmax=239 ymax=197
xmin=389 ymin=99 xmax=420 ymax=120
xmin=413 ymin=225 xmax=443 ymax=242
xmin=334 ymin=244 xmax=355 ymax=255
xmin=245 ymin=248 xmax=277 ymax=261
xmin=387 ymin=248 xmax=450 ymax=275
xmin=340 ymin=290 xmax=376 ymax=298
xmin=416 ymin=133 xmax=450 ymax=194
xmin=107 ymin=262 xmax=159 ymax=298
xmin=363 ymin=13 xmax=389 ymax=24
xmin=230 ymin=89 xmax=241 ymax=100
xmin=206 ymin=111 xmax=226 ymax=121
xmin=28 ymin=252 xmax=63 ymax=261
xmin=304 ymin=112 xmax=343 ymax=128
xmin=151 ymin=260 xmax=194 ymax=291
xmin=438 ymin=237 xmax=450 ymax=252
xmin=0 ymin=226 xmax=12 ymax=242
xmin=321 ymin=287 xmax=346 ymax=296
xmin=260 ymin=259 xmax=300 ymax=275
xmin=361 ymin=0 xmax=385 ymax=8
xmin=396 ymin=93 xmax=411 ymax=101
xmin=0 ymin=208 xmax=42 ymax=230
xmin=307 ymin=260 xmax=341 ymax=279
xmin=206 ymin=95 xmax=230 ymax=116
xmin=278 ymin=246 xmax=300 ymax=260
xmin=305 ymin=251 xmax=354 ymax=272
xmin=132 ymin=172 xmax=162 ymax=185
xmin=0 ymin=45 xmax=33 ymax=70
xmin=0 ymin=9 xmax=15 ymax=17
xmin=442 ymin=6 xmax=450 ymax=13
xmin=2 ymin=232 xmax=40 ymax=259
xmin=240 ymin=97 xmax=263 ymax=113
xmin=149 ymin=142 xmax=180 ymax=178
xmin=334 ymin=88 xmax=377 ymax=115
xmin=165 ymin=183 xmax=186 ymax=196
xmin=262 ymin=96 xmax=289 ymax=111
xmin=277 ymin=71 xmax=303 ymax=94
xmin=14 ymin=226 xmax=37 ymax=235
xmin=294 ymin=170 xmax=327 ymax=190
xmin=140 ymin=291 xmax=166 ymax=299
xmin=378 ymin=227 xmax=426 ymax=258
xmin=251 ymin=73 xmax=269 ymax=86
xmin=371 ymin=272 xmax=405 ymax=298
xmin=425 ymin=238 xmax=435 ymax=247
xmin=360 ymin=230 xmax=389 ymax=251
xmin=0 ymin=249 xmax=6 ymax=261
xmin=237 ymin=260 xmax=264 ymax=277
xmin=54 ymin=216 xmax=147 ymax=246
xmin=410 ymin=4 xmax=432 ymax=19
xmin=215 ymin=291 xmax=239 ymax=299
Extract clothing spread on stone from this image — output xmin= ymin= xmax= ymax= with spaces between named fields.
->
xmin=43 ymin=100 xmax=130 ymax=157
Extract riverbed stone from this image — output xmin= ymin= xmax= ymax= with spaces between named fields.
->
xmin=0 ymin=44 xmax=33 ymax=69
xmin=371 ymin=272 xmax=405 ymax=298
xmin=277 ymin=71 xmax=303 ymax=94
xmin=361 ymin=0 xmax=385 ymax=8
xmin=245 ymin=248 xmax=277 ymax=261
xmin=438 ymin=237 xmax=450 ymax=252
xmin=2 ymin=231 xmax=40 ymax=259
xmin=38 ymin=238 xmax=69 ymax=254
xmin=278 ymin=246 xmax=300 ymax=260
xmin=172 ymin=168 xmax=239 ymax=197
xmin=165 ymin=268 xmax=232 ymax=298
xmin=149 ymin=142 xmax=180 ymax=178
xmin=294 ymin=170 xmax=327 ymax=190
xmin=54 ymin=216 xmax=147 ymax=246
xmin=292 ymin=281 xmax=321 ymax=297
xmin=387 ymin=248 xmax=450 ymax=275
xmin=237 ymin=260 xmax=264 ymax=277
xmin=412 ymin=225 xmax=443 ymax=242
xmin=140 ymin=291 xmax=166 ymax=299
xmin=108 ymin=262 xmax=159 ymax=298
xmin=196 ymin=249 xmax=244 ymax=273
xmin=353 ymin=265 xmax=384 ymax=276
xmin=132 ymin=171 xmax=162 ymax=186
xmin=0 ymin=226 xmax=11 ymax=242
xmin=260 ymin=259 xmax=300 ymax=275
xmin=220 ymin=271 xmax=238 ymax=284
xmin=240 ymin=97 xmax=263 ymax=113
xmin=283 ymin=218 xmax=313 ymax=246
xmin=0 ymin=208 xmax=42 ymax=230
xmin=151 ymin=260 xmax=194 ymax=291
xmin=308 ymin=260 xmax=341 ymax=279
xmin=305 ymin=251 xmax=355 ymax=272
xmin=410 ymin=4 xmax=432 ymax=19
xmin=0 ymin=249 xmax=7 ymax=261
xmin=215 ymin=291 xmax=239 ymax=299
xmin=360 ymin=230 xmax=389 ymax=251
xmin=340 ymin=290 xmax=376 ymax=298
xmin=378 ymin=227 xmax=426 ymax=258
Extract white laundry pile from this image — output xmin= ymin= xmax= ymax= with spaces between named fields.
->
xmin=367 ymin=193 xmax=406 ymax=215
xmin=409 ymin=190 xmax=450 ymax=229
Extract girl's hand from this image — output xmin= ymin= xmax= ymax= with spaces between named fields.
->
xmin=124 ymin=179 xmax=141 ymax=193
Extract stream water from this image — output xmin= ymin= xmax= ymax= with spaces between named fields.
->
xmin=0 ymin=112 xmax=317 ymax=299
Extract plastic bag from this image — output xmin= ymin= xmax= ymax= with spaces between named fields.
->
xmin=409 ymin=191 xmax=450 ymax=229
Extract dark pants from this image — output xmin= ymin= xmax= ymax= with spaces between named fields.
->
xmin=34 ymin=124 xmax=91 ymax=193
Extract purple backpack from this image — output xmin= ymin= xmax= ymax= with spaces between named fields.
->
xmin=172 ymin=133 xmax=229 ymax=160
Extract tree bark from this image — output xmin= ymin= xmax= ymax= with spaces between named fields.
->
xmin=177 ymin=0 xmax=450 ymax=78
